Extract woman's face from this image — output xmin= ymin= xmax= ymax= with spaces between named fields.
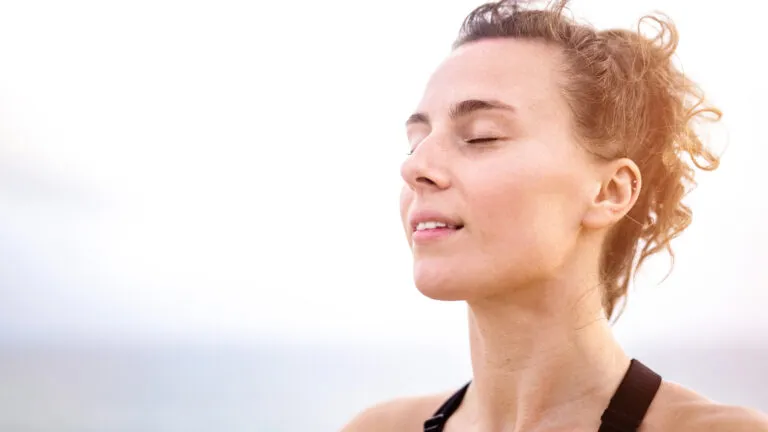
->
xmin=400 ymin=39 xmax=603 ymax=301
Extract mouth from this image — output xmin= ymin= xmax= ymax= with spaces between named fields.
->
xmin=411 ymin=220 xmax=464 ymax=243
xmin=413 ymin=221 xmax=464 ymax=232
xmin=407 ymin=210 xmax=465 ymax=244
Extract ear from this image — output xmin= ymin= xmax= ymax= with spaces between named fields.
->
xmin=582 ymin=158 xmax=641 ymax=230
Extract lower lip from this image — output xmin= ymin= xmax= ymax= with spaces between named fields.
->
xmin=412 ymin=227 xmax=461 ymax=243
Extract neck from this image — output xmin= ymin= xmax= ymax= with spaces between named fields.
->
xmin=461 ymin=277 xmax=629 ymax=432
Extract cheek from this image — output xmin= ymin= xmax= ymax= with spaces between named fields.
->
xmin=469 ymin=178 xmax=542 ymax=246
xmin=399 ymin=187 xmax=413 ymax=234
xmin=465 ymin=163 xmax=583 ymax=264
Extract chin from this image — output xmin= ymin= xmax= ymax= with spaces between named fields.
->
xmin=414 ymin=281 xmax=469 ymax=302
xmin=412 ymin=256 xmax=535 ymax=302
xmin=412 ymin=260 xmax=478 ymax=301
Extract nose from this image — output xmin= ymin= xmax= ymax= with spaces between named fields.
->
xmin=400 ymin=137 xmax=452 ymax=193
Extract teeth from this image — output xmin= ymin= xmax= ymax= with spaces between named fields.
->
xmin=416 ymin=221 xmax=449 ymax=231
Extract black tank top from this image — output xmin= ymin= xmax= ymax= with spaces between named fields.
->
xmin=424 ymin=359 xmax=661 ymax=432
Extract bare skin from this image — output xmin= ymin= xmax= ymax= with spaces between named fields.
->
xmin=341 ymin=383 xmax=768 ymax=431
xmin=342 ymin=38 xmax=768 ymax=432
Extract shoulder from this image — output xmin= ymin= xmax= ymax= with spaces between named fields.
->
xmin=670 ymin=403 xmax=768 ymax=431
xmin=646 ymin=381 xmax=768 ymax=432
xmin=340 ymin=391 xmax=452 ymax=432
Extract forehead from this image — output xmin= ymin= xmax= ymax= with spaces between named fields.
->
xmin=418 ymin=38 xmax=567 ymax=118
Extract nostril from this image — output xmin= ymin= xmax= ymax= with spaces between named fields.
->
xmin=416 ymin=176 xmax=437 ymax=186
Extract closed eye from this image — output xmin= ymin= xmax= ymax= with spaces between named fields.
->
xmin=466 ymin=137 xmax=500 ymax=144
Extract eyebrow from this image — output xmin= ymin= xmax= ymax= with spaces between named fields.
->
xmin=405 ymin=99 xmax=516 ymax=127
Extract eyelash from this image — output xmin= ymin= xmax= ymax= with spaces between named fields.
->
xmin=466 ymin=137 xmax=499 ymax=144
xmin=406 ymin=137 xmax=500 ymax=155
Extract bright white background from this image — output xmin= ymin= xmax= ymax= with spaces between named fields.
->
xmin=0 ymin=1 xmax=766 ymax=429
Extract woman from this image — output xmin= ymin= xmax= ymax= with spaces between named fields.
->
xmin=343 ymin=1 xmax=768 ymax=431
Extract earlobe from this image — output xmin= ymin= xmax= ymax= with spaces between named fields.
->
xmin=581 ymin=160 xmax=641 ymax=230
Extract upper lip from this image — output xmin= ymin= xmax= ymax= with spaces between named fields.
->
xmin=408 ymin=210 xmax=464 ymax=231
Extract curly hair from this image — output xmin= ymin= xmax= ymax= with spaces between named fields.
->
xmin=454 ymin=0 xmax=721 ymax=320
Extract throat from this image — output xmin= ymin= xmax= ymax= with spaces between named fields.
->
xmin=460 ymin=297 xmax=629 ymax=431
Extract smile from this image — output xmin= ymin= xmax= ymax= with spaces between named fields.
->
xmin=415 ymin=221 xmax=461 ymax=231
xmin=412 ymin=222 xmax=463 ymax=243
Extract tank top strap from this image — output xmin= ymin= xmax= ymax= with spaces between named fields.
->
xmin=423 ymin=382 xmax=470 ymax=432
xmin=598 ymin=359 xmax=662 ymax=432
xmin=423 ymin=359 xmax=661 ymax=432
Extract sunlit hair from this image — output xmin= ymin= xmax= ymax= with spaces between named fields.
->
xmin=454 ymin=0 xmax=721 ymax=320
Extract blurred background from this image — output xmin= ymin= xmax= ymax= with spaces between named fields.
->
xmin=0 ymin=0 xmax=766 ymax=430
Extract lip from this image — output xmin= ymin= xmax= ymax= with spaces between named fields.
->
xmin=408 ymin=210 xmax=463 ymax=231
xmin=412 ymin=226 xmax=461 ymax=243
xmin=408 ymin=210 xmax=464 ymax=244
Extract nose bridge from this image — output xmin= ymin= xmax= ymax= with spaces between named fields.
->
xmin=401 ymin=131 xmax=452 ymax=191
